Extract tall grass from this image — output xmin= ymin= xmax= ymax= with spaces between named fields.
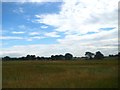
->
xmin=2 ymin=57 xmax=118 ymax=88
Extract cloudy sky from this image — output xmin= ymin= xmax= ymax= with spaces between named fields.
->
xmin=1 ymin=0 xmax=119 ymax=57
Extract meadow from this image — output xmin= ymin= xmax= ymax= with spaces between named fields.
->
xmin=2 ymin=57 xmax=118 ymax=88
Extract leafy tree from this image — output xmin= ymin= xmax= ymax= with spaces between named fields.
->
xmin=65 ymin=53 xmax=73 ymax=60
xmin=26 ymin=55 xmax=36 ymax=60
xmin=118 ymin=52 xmax=120 ymax=57
xmin=20 ymin=57 xmax=26 ymax=60
xmin=85 ymin=52 xmax=94 ymax=59
xmin=41 ymin=57 xmax=45 ymax=60
xmin=2 ymin=56 xmax=10 ymax=60
xmin=94 ymin=51 xmax=104 ymax=59
xmin=59 ymin=55 xmax=65 ymax=60
xmin=31 ymin=55 xmax=36 ymax=60
xmin=26 ymin=55 xmax=31 ymax=60
xmin=51 ymin=55 xmax=65 ymax=60
xmin=36 ymin=56 xmax=41 ymax=60
xmin=51 ymin=55 xmax=55 ymax=60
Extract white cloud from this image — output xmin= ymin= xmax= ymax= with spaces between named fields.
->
xmin=29 ymin=32 xmax=40 ymax=36
xmin=1 ymin=28 xmax=118 ymax=57
xmin=1 ymin=37 xmax=118 ymax=57
xmin=13 ymin=7 xmax=24 ymax=14
xmin=1 ymin=44 xmax=74 ymax=57
xmin=26 ymin=38 xmax=33 ymax=41
xmin=18 ymin=25 xmax=26 ymax=30
xmin=0 ymin=36 xmax=23 ymax=40
xmin=0 ymin=35 xmax=44 ymax=41
xmin=30 ymin=0 xmax=118 ymax=56
xmin=12 ymin=31 xmax=25 ymax=34
xmin=57 ymin=28 xmax=118 ymax=49
xmin=35 ymin=15 xmax=42 ymax=18
xmin=26 ymin=36 xmax=45 ymax=41
xmin=44 ymin=32 xmax=60 ymax=37
xmin=41 ymin=25 xmax=48 ymax=29
xmin=35 ymin=0 xmax=118 ymax=35
xmin=2 ymin=0 xmax=61 ymax=2
xmin=31 ymin=36 xmax=44 ymax=39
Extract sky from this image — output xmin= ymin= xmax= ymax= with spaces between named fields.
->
xmin=1 ymin=0 xmax=119 ymax=57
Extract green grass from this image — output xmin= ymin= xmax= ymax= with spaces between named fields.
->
xmin=2 ymin=57 xmax=118 ymax=88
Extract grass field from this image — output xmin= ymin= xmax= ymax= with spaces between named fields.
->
xmin=2 ymin=57 xmax=118 ymax=88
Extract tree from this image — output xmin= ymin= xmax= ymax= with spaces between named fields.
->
xmin=19 ymin=57 xmax=26 ymax=60
xmin=51 ymin=55 xmax=65 ymax=60
xmin=36 ymin=56 xmax=41 ymax=60
xmin=65 ymin=53 xmax=73 ymax=60
xmin=85 ymin=52 xmax=94 ymax=59
xmin=31 ymin=55 xmax=36 ymax=60
xmin=118 ymin=52 xmax=120 ymax=57
xmin=59 ymin=55 xmax=65 ymax=60
xmin=2 ymin=56 xmax=10 ymax=60
xmin=51 ymin=55 xmax=55 ymax=60
xmin=26 ymin=55 xmax=36 ymax=60
xmin=26 ymin=55 xmax=31 ymax=60
xmin=94 ymin=51 xmax=104 ymax=59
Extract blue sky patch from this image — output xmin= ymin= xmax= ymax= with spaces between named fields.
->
xmin=99 ymin=27 xmax=116 ymax=31
xmin=2 ymin=2 xmax=62 ymax=48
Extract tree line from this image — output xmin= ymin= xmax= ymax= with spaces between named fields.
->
xmin=2 ymin=53 xmax=73 ymax=61
xmin=2 ymin=51 xmax=120 ymax=61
